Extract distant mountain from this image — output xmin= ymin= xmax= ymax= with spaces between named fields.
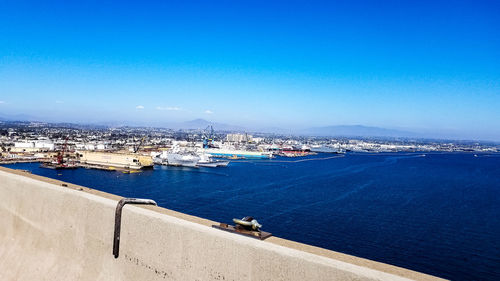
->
xmin=256 ymin=126 xmax=296 ymax=135
xmin=180 ymin=118 xmax=213 ymax=129
xmin=300 ymin=125 xmax=416 ymax=138
xmin=0 ymin=113 xmax=41 ymax=122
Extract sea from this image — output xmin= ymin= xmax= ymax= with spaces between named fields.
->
xmin=2 ymin=152 xmax=500 ymax=280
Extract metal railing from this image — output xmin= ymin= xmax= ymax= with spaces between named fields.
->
xmin=113 ymin=198 xmax=157 ymax=258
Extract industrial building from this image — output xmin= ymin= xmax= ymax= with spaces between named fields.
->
xmin=78 ymin=151 xmax=153 ymax=170
xmin=226 ymin=133 xmax=252 ymax=143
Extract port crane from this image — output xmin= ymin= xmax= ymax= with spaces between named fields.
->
xmin=133 ymin=136 xmax=146 ymax=153
xmin=56 ymin=136 xmax=70 ymax=166
xmin=41 ymin=136 xmax=77 ymax=169
xmin=202 ymin=125 xmax=215 ymax=148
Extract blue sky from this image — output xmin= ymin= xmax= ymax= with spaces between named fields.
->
xmin=0 ymin=0 xmax=499 ymax=140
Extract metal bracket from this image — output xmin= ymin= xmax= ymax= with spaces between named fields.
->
xmin=212 ymin=223 xmax=272 ymax=240
xmin=113 ymin=198 xmax=157 ymax=258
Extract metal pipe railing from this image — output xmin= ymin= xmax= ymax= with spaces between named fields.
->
xmin=113 ymin=198 xmax=157 ymax=258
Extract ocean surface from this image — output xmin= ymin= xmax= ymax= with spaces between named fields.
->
xmin=3 ymin=152 xmax=500 ymax=280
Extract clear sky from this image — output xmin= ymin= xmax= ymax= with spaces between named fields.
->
xmin=0 ymin=0 xmax=499 ymax=140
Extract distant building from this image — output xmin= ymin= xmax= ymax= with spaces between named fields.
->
xmin=14 ymin=142 xmax=35 ymax=149
xmin=252 ymin=137 xmax=264 ymax=144
xmin=34 ymin=141 xmax=55 ymax=150
xmin=226 ymin=133 xmax=252 ymax=143
xmin=14 ymin=141 xmax=54 ymax=150
xmin=96 ymin=144 xmax=107 ymax=150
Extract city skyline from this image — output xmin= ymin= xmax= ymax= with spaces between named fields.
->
xmin=1 ymin=1 xmax=499 ymax=140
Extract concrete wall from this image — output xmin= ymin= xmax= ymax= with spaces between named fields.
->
xmin=0 ymin=168 xmax=443 ymax=281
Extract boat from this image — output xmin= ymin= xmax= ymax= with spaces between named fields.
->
xmin=309 ymin=145 xmax=344 ymax=154
xmin=154 ymin=148 xmax=200 ymax=167
xmin=40 ymin=161 xmax=78 ymax=169
xmin=122 ymin=170 xmax=141 ymax=174
xmin=153 ymin=154 xmax=165 ymax=165
xmin=197 ymin=153 xmax=229 ymax=168
xmin=204 ymin=148 xmax=273 ymax=159
xmin=166 ymin=153 xmax=200 ymax=167
xmin=40 ymin=154 xmax=78 ymax=169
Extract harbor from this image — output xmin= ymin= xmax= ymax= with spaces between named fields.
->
xmin=2 ymin=123 xmax=497 ymax=174
xmin=0 ymin=128 xmax=328 ymax=172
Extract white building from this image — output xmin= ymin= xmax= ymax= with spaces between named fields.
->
xmin=252 ymin=137 xmax=264 ymax=144
xmin=96 ymin=144 xmax=108 ymax=150
xmin=226 ymin=133 xmax=252 ymax=143
xmin=14 ymin=142 xmax=35 ymax=148
xmin=34 ymin=141 xmax=55 ymax=151
xmin=13 ymin=141 xmax=54 ymax=152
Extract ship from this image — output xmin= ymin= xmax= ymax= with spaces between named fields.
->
xmin=153 ymin=154 xmax=165 ymax=165
xmin=40 ymin=160 xmax=78 ymax=169
xmin=197 ymin=153 xmax=229 ymax=168
xmin=166 ymin=153 xmax=200 ymax=167
xmin=153 ymin=150 xmax=200 ymax=167
xmin=309 ymin=145 xmax=345 ymax=154
xmin=204 ymin=148 xmax=272 ymax=159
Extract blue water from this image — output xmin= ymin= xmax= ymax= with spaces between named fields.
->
xmin=3 ymin=152 xmax=500 ymax=280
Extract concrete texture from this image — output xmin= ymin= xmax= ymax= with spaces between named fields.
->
xmin=0 ymin=167 xmax=445 ymax=280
